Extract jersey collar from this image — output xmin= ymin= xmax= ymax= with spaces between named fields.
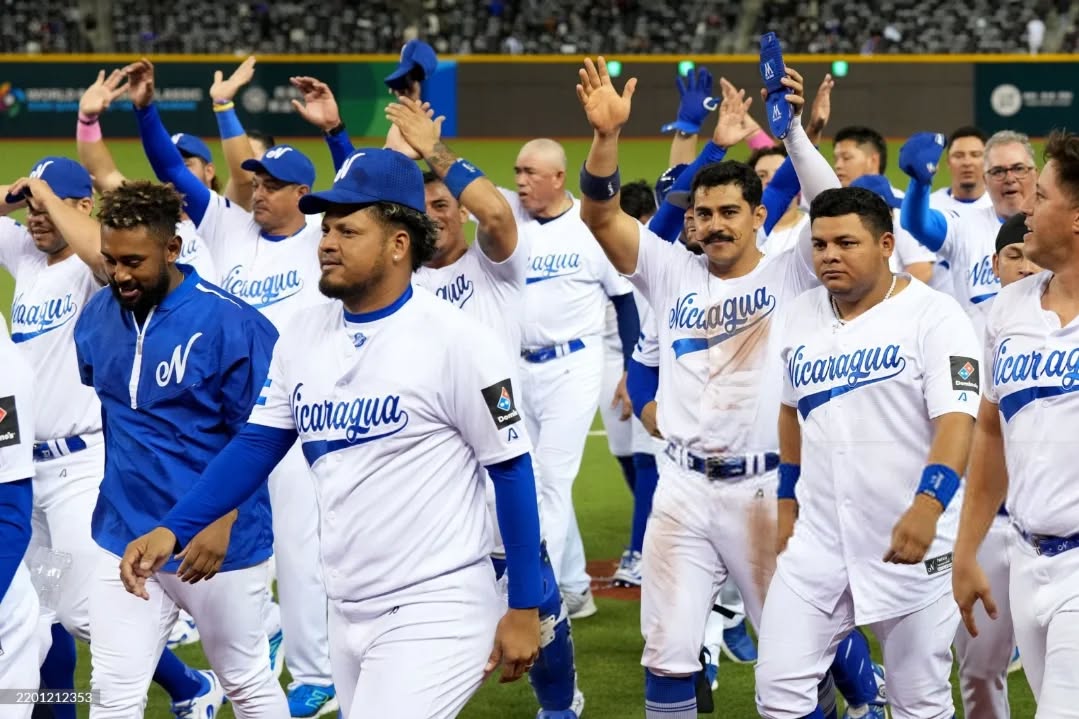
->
xmin=342 ymin=284 xmax=413 ymax=324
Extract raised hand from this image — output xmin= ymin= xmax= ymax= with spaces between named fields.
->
xmin=80 ymin=69 xmax=128 ymax=119
xmin=121 ymin=58 xmax=156 ymax=110
xmin=289 ymin=75 xmax=342 ymax=131
xmin=661 ymin=66 xmax=716 ymax=135
xmin=576 ymin=57 xmax=638 ymax=137
xmin=713 ymin=77 xmax=756 ymax=149
xmin=210 ymin=56 xmax=256 ymax=104
xmin=807 ymin=73 xmax=834 ymax=141
xmin=385 ymin=96 xmax=444 ymax=158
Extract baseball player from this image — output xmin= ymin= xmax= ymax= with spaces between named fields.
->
xmin=575 ymin=57 xmax=889 ymax=719
xmin=126 ymin=58 xmax=337 ymax=713
xmin=70 ymin=180 xmax=288 ymax=719
xmin=929 ymin=126 xmax=992 ymax=212
xmin=757 ymin=185 xmax=979 ymax=719
xmin=386 ymin=95 xmax=585 ymax=719
xmin=0 ymin=309 xmax=40 ymax=719
xmin=900 ymin=129 xmax=1038 ymax=339
xmin=0 ymin=161 xmax=227 ymax=719
xmin=122 ymin=148 xmax=544 ymax=719
xmin=952 ymin=130 xmax=1079 ymax=717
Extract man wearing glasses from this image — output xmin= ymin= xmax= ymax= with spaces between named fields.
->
xmin=899 ymin=130 xmax=1037 ymax=338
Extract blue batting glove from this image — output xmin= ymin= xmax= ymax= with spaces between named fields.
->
xmin=899 ymin=132 xmax=946 ymax=184
xmin=760 ymin=32 xmax=794 ymax=139
xmin=660 ymin=67 xmax=717 ymax=135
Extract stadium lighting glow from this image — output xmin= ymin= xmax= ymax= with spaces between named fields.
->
xmin=832 ymin=60 xmax=849 ymax=78
xmin=607 ymin=60 xmax=623 ymax=77
xmin=678 ymin=60 xmax=695 ymax=76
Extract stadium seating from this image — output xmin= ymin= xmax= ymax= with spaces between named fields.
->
xmin=0 ymin=1 xmax=94 ymax=53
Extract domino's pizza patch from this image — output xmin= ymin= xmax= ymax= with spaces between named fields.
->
xmin=950 ymin=356 xmax=980 ymax=392
xmin=0 ymin=395 xmax=21 ymax=448
xmin=481 ymin=380 xmax=521 ymax=429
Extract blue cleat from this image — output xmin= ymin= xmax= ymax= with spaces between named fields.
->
xmin=287 ymin=684 xmax=338 ymax=718
xmin=721 ymin=620 xmax=758 ymax=664
xmin=268 ymin=629 xmax=285 ymax=681
xmin=536 ymin=688 xmax=584 ymax=718
xmin=843 ymin=664 xmax=889 ymax=718
xmin=171 ymin=670 xmax=225 ymax=719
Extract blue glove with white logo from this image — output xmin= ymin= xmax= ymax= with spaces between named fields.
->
xmin=759 ymin=32 xmax=794 ymax=139
xmin=899 ymin=132 xmax=946 ymax=184
xmin=660 ymin=67 xmax=717 ymax=135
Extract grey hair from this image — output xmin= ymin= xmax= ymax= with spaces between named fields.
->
xmin=984 ymin=130 xmax=1036 ymax=170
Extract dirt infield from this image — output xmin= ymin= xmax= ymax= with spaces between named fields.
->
xmin=587 ymin=558 xmax=641 ymax=601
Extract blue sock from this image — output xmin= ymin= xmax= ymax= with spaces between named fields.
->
xmin=615 ymin=454 xmax=636 ymax=492
xmin=644 ymin=670 xmax=696 ymax=719
xmin=630 ymin=453 xmax=658 ymax=553
xmin=830 ymin=630 xmax=879 ymax=707
xmin=529 ymin=543 xmax=578 ymax=711
xmin=800 ymin=710 xmax=827 ymax=719
xmin=153 ymin=649 xmax=205 ymax=702
xmin=40 ymin=624 xmax=77 ymax=719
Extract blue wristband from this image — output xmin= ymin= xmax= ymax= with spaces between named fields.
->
xmin=214 ymin=106 xmax=244 ymax=140
xmin=579 ymin=164 xmax=620 ymax=202
xmin=442 ymin=158 xmax=484 ymax=200
xmin=777 ymin=463 xmax=800 ymax=500
xmin=917 ymin=464 xmax=961 ymax=510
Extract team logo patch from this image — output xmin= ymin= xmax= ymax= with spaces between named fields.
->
xmin=0 ymin=395 xmax=20 ymax=448
xmin=481 ymin=380 xmax=521 ymax=428
xmin=950 ymin=356 xmax=980 ymax=392
xmin=924 ymin=552 xmax=953 ymax=576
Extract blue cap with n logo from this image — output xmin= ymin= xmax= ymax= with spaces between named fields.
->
xmin=298 ymin=148 xmax=425 ymax=215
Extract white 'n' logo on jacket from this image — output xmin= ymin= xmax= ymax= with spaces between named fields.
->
xmin=156 ymin=333 xmax=203 ymax=386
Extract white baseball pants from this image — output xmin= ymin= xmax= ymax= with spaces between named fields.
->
xmin=87 ymin=548 xmax=288 ymax=719
xmin=1008 ymin=526 xmax=1079 ymax=717
xmin=519 ymin=343 xmax=603 ymax=596
xmin=328 ymin=562 xmax=501 ymax=719
xmin=268 ymin=441 xmax=333 ymax=685
xmin=640 ymin=454 xmax=777 ymax=677
xmin=0 ymin=563 xmax=42 ymax=719
xmin=953 ymin=514 xmax=1013 ymax=719
xmin=755 ymin=574 xmax=958 ymax=719
xmin=598 ymin=340 xmax=633 ymax=458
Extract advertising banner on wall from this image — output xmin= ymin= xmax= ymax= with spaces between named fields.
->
xmin=975 ymin=62 xmax=1078 ymax=136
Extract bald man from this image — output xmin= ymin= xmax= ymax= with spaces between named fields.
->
xmin=505 ymin=138 xmax=640 ymax=618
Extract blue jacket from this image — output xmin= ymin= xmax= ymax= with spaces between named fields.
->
xmin=74 ymin=266 xmax=278 ymax=571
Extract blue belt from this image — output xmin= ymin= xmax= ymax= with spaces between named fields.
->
xmin=33 ymin=435 xmax=89 ymax=462
xmin=1016 ymin=526 xmax=1079 ymax=558
xmin=521 ymin=339 xmax=586 ymax=364
xmin=665 ymin=442 xmax=780 ymax=481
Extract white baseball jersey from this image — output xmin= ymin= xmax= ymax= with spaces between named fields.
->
xmin=930 ymin=205 xmax=1005 ymax=337
xmin=175 ymin=218 xmax=217 ymax=280
xmin=985 ymin=272 xmax=1079 ymax=536
xmin=778 ymin=279 xmax=980 ymax=624
xmin=0 ymin=218 xmax=101 ymax=441
xmin=0 ymin=312 xmax=35 ymax=484
xmin=194 ymin=194 xmax=326 ymax=331
xmin=632 ymin=296 xmax=660 ymax=369
xmin=930 ymin=187 xmax=993 ymax=213
xmin=249 ymin=286 xmax=532 ymax=603
xmin=758 ymin=215 xmax=809 ymax=256
xmin=413 ymin=235 xmax=530 ymax=360
xmin=628 ymin=223 xmax=817 ymax=454
xmin=501 ymin=191 xmax=634 ymax=349
xmin=891 ymin=221 xmax=937 ymax=273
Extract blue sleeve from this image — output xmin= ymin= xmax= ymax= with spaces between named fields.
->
xmin=900 ymin=177 xmax=947 ymax=252
xmin=762 ymin=156 xmax=800 ymax=236
xmin=486 ymin=453 xmax=543 ymax=609
xmin=220 ymin=315 xmax=279 ymax=434
xmin=609 ymin=293 xmax=640 ymax=369
xmin=326 ymin=130 xmax=357 ymax=172
xmin=647 ymin=141 xmax=728 ymax=243
xmin=134 ymin=104 xmax=212 ymax=225
xmin=161 ymin=424 xmax=297 ymax=547
xmin=0 ymin=479 xmax=32 ymax=603
xmin=626 ymin=358 xmax=659 ymax=419
xmin=73 ymin=312 xmax=93 ymax=387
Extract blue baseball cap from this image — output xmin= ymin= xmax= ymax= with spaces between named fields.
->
xmin=5 ymin=157 xmax=92 ymax=204
xmin=850 ymin=174 xmax=902 ymax=209
xmin=298 ymin=148 xmax=424 ymax=215
xmin=171 ymin=133 xmax=213 ymax=163
xmin=241 ymin=145 xmax=316 ymax=187
xmin=384 ymin=40 xmax=438 ymax=90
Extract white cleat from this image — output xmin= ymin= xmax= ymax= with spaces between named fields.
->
xmin=611 ymin=550 xmax=642 ymax=588
xmin=168 ymin=611 xmax=200 ymax=648
xmin=171 ymin=670 xmax=225 ymax=719
xmin=564 ymin=588 xmax=597 ymax=620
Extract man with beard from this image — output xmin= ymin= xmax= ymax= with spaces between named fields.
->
xmin=69 ymin=180 xmax=288 ymax=719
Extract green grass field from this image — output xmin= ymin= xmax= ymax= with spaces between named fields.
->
xmin=0 ymin=137 xmax=1038 ymax=717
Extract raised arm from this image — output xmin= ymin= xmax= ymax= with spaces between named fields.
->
xmin=387 ymin=96 xmax=516 ymax=262
xmin=290 ymin=76 xmax=356 ymax=173
xmin=6 ymin=177 xmax=107 ymax=282
xmin=209 ymin=56 xmax=257 ymax=210
xmin=576 ymin=57 xmax=643 ymax=274
xmin=76 ymin=70 xmax=130 ymax=194
xmin=661 ymin=66 xmax=716 ymax=167
xmin=776 ymin=67 xmax=840 ymax=204
xmin=898 ymin=133 xmax=950 ymax=252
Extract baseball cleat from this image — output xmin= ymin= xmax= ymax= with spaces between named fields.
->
xmin=842 ymin=705 xmax=888 ymax=719
xmin=611 ymin=549 xmax=642 ymax=588
xmin=870 ymin=663 xmax=888 ymax=706
xmin=702 ymin=644 xmax=720 ymax=691
xmin=537 ymin=688 xmax=585 ymax=718
xmin=269 ymin=629 xmax=285 ymax=680
xmin=1008 ymin=646 xmax=1022 ymax=673
xmin=168 ymin=611 xmax=200 ymax=648
xmin=287 ymin=683 xmax=339 ymax=718
xmin=171 ymin=669 xmax=225 ymax=719
xmin=720 ymin=620 xmax=758 ymax=663
xmin=564 ymin=588 xmax=597 ymax=620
